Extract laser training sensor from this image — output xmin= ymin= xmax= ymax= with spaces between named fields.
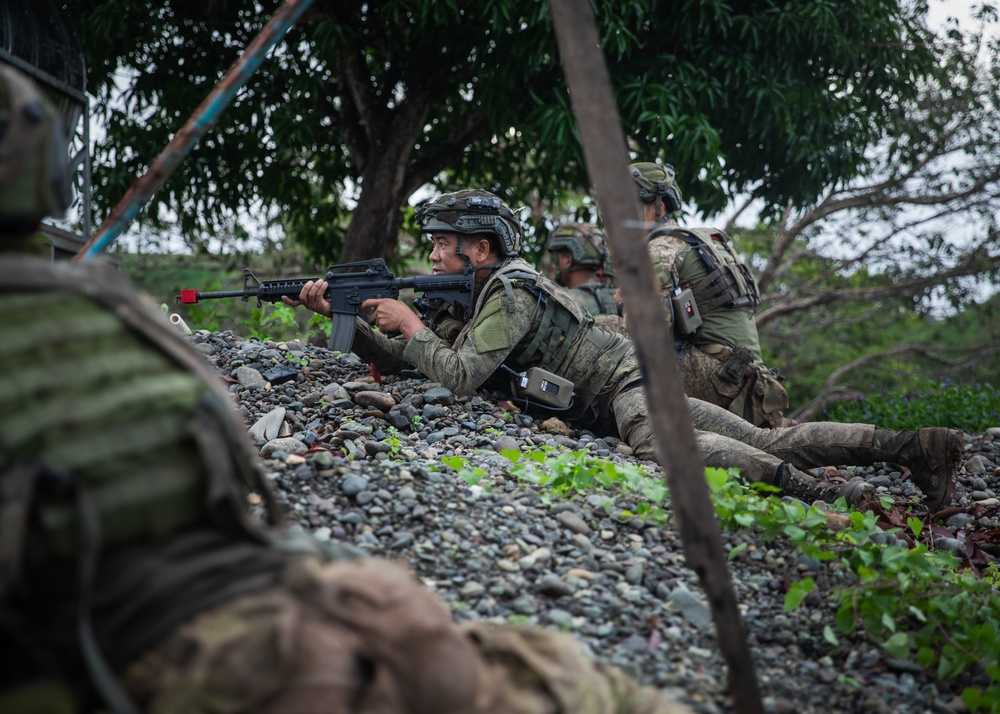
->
xmin=671 ymin=287 xmax=702 ymax=336
xmin=515 ymin=367 xmax=574 ymax=408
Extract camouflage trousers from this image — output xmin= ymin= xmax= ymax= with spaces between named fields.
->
xmin=120 ymin=557 xmax=690 ymax=714
xmin=676 ymin=346 xmax=788 ymax=428
xmin=611 ymin=386 xmax=876 ymax=484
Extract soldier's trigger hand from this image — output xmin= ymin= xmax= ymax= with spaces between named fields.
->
xmin=362 ymin=298 xmax=423 ymax=338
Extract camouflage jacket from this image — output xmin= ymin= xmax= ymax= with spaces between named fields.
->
xmin=565 ymin=278 xmax=618 ymax=316
xmin=352 ymin=258 xmax=641 ymax=414
xmin=647 ymin=225 xmax=764 ymax=364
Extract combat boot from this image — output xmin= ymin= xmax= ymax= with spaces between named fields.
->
xmin=775 ymin=464 xmax=874 ymax=506
xmin=872 ymin=428 xmax=963 ymax=512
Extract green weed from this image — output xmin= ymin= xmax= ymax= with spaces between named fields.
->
xmin=708 ymin=468 xmax=1000 ymax=711
xmin=823 ymin=378 xmax=999 ymax=432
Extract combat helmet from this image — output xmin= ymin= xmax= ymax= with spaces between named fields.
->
xmin=629 ymin=162 xmax=682 ymax=214
xmin=546 ymin=221 xmax=612 ymax=277
xmin=0 ymin=65 xmax=72 ymax=234
xmin=415 ymin=189 xmax=522 ymax=258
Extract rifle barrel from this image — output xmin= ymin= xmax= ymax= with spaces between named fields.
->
xmin=179 ymin=288 xmax=254 ymax=303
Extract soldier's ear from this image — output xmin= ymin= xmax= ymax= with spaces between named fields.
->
xmin=475 ymin=236 xmax=496 ymax=261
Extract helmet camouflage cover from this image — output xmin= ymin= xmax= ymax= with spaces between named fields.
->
xmin=628 ymin=162 xmax=683 ymax=213
xmin=415 ymin=189 xmax=522 ymax=257
xmin=0 ymin=65 xmax=72 ymax=226
xmin=546 ymin=221 xmax=612 ymax=273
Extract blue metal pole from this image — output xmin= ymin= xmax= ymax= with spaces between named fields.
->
xmin=75 ymin=0 xmax=314 ymax=261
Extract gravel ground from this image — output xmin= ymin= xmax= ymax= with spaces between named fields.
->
xmin=189 ymin=330 xmax=1000 ymax=714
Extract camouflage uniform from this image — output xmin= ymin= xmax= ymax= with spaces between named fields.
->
xmin=628 ymin=162 xmax=788 ymax=427
xmin=566 ymin=280 xmax=627 ymax=336
xmin=566 ymin=278 xmax=618 ymax=317
xmin=354 ymin=188 xmax=961 ymax=510
xmin=0 ymin=68 xmax=689 ymax=714
xmin=546 ymin=222 xmax=626 ymax=335
xmin=647 ymin=225 xmax=788 ymax=427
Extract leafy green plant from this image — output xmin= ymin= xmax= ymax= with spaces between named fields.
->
xmin=441 ymin=455 xmax=490 ymax=489
xmin=410 ymin=414 xmax=423 ymax=431
xmin=306 ymin=312 xmax=332 ymax=342
xmin=707 ymin=468 xmax=1000 ymax=711
xmin=506 ymin=448 xmax=667 ymax=524
xmin=243 ymin=303 xmax=300 ymax=342
xmin=822 ymin=378 xmax=999 ymax=432
xmin=384 ymin=427 xmax=402 ymax=458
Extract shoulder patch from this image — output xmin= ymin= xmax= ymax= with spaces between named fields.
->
xmin=470 ymin=298 xmax=512 ymax=353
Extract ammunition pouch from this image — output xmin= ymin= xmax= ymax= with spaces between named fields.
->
xmin=719 ymin=346 xmax=755 ymax=385
xmin=704 ymin=346 xmax=788 ymax=428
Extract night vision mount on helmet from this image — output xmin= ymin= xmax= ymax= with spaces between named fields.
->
xmin=416 ymin=189 xmax=523 ymax=258
xmin=629 ymin=162 xmax=683 ymax=214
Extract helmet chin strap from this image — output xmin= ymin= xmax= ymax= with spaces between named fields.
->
xmin=454 ymin=236 xmax=474 ymax=274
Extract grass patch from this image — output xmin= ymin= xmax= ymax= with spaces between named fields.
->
xmin=821 ymin=378 xmax=999 ymax=432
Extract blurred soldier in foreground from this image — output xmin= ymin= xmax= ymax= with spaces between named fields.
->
xmin=0 ymin=66 xmax=690 ymax=713
xmin=546 ymin=221 xmax=626 ymax=334
xmin=628 ymin=162 xmax=790 ymax=428
xmin=286 ymin=188 xmax=962 ymax=512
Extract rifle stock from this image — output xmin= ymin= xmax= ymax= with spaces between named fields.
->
xmin=179 ymin=259 xmax=474 ymax=354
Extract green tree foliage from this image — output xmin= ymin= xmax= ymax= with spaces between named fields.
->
xmin=65 ymin=0 xmax=935 ymax=265
xmin=721 ymin=30 xmax=1000 ymax=414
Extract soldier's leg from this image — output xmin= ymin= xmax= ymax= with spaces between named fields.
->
xmin=674 ymin=348 xmax=731 ymax=409
xmin=612 ymin=386 xmax=788 ymax=484
xmin=687 ymin=397 xmax=878 ymax=467
xmin=612 ymin=388 xmax=872 ymax=504
xmin=687 ymin=398 xmax=961 ymax=509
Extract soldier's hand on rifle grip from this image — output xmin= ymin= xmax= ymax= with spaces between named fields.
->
xmin=362 ymin=298 xmax=424 ymax=339
xmin=282 ymin=279 xmax=332 ymax=317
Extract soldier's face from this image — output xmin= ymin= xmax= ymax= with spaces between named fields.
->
xmin=429 ymin=232 xmax=495 ymax=274
xmin=428 ymin=232 xmax=467 ymax=275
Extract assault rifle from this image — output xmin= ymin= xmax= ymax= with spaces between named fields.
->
xmin=179 ymin=258 xmax=475 ymax=353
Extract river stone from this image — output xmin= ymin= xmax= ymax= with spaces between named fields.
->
xmin=261 ymin=437 xmax=307 ymax=457
xmin=557 ymin=510 xmax=591 ymax=535
xmin=249 ymin=407 xmax=286 ymax=442
xmin=669 ymin=584 xmax=712 ymax=630
xmin=354 ymin=390 xmax=396 ymax=411
xmin=494 ymin=435 xmax=521 ymax=453
xmin=341 ymin=475 xmax=369 ymax=497
xmin=540 ymin=417 xmax=570 ymax=436
xmin=423 ymin=387 xmax=455 ymax=405
xmin=235 ymin=365 xmax=267 ymax=389
xmin=193 ymin=342 xmax=219 ymax=356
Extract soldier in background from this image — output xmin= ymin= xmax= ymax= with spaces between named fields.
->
xmin=0 ymin=66 xmax=690 ymax=714
xmin=628 ymin=162 xmax=790 ymax=428
xmin=546 ymin=221 xmax=626 ymax=334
